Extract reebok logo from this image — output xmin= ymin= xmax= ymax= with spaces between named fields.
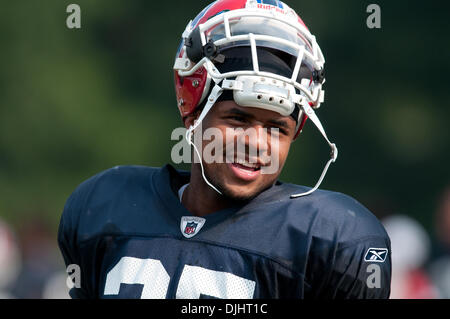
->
xmin=364 ymin=248 xmax=388 ymax=263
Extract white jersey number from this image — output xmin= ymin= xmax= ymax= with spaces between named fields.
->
xmin=104 ymin=256 xmax=256 ymax=299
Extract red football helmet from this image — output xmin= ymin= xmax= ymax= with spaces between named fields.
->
xmin=173 ymin=0 xmax=337 ymax=197
xmin=173 ymin=0 xmax=326 ymax=137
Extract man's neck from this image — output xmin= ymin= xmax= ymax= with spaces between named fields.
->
xmin=181 ymin=166 xmax=232 ymax=217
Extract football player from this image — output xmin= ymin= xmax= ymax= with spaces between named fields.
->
xmin=58 ymin=0 xmax=391 ymax=299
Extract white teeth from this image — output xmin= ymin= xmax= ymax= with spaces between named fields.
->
xmin=235 ymin=158 xmax=259 ymax=169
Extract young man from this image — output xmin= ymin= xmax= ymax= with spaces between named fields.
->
xmin=58 ymin=0 xmax=391 ymax=298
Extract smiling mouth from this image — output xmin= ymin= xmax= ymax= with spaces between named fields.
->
xmin=233 ymin=158 xmax=261 ymax=171
xmin=226 ymin=157 xmax=264 ymax=182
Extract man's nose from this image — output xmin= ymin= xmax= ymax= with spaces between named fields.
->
xmin=237 ymin=125 xmax=270 ymax=156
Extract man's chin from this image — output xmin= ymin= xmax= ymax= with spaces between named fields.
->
xmin=202 ymin=165 xmax=276 ymax=202
xmin=220 ymin=188 xmax=258 ymax=203
xmin=214 ymin=180 xmax=270 ymax=203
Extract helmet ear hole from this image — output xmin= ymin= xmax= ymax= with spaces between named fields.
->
xmin=185 ymin=27 xmax=204 ymax=63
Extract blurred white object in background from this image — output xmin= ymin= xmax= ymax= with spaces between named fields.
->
xmin=383 ymin=215 xmax=430 ymax=271
xmin=0 ymin=220 xmax=21 ymax=289
xmin=383 ymin=214 xmax=438 ymax=299
xmin=42 ymin=271 xmax=71 ymax=299
xmin=0 ymin=218 xmax=21 ymax=295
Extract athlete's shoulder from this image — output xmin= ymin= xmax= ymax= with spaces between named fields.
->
xmin=276 ymin=182 xmax=389 ymax=243
xmin=59 ymin=165 xmax=164 ymax=239
xmin=74 ymin=165 xmax=161 ymax=199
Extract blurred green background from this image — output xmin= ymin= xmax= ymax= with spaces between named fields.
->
xmin=0 ymin=0 xmax=448 ymax=254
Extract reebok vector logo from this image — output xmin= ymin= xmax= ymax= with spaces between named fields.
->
xmin=364 ymin=248 xmax=388 ymax=262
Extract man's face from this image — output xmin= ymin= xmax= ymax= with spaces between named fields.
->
xmin=189 ymin=100 xmax=298 ymax=201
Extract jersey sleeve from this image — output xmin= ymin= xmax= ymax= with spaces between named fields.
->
xmin=57 ymin=185 xmax=92 ymax=299
xmin=321 ymin=236 xmax=392 ymax=299
xmin=305 ymin=191 xmax=392 ymax=299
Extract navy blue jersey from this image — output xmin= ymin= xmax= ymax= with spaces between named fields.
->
xmin=58 ymin=164 xmax=391 ymax=299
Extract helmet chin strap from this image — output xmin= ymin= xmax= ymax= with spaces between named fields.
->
xmin=185 ymin=83 xmax=224 ymax=195
xmin=290 ymin=100 xmax=338 ymax=198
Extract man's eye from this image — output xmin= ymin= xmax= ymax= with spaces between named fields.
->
xmin=227 ymin=116 xmax=246 ymax=123
xmin=268 ymin=127 xmax=287 ymax=136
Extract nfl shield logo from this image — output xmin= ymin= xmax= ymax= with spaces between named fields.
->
xmin=184 ymin=222 xmax=198 ymax=235
xmin=180 ymin=216 xmax=206 ymax=238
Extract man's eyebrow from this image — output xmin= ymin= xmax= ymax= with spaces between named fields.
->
xmin=267 ymin=118 xmax=291 ymax=130
xmin=224 ymin=107 xmax=255 ymax=119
